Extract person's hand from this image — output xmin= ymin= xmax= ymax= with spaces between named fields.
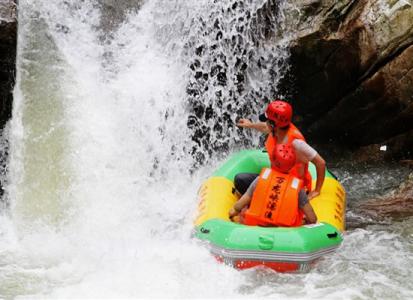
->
xmin=229 ymin=207 xmax=239 ymax=218
xmin=308 ymin=190 xmax=320 ymax=200
xmin=237 ymin=119 xmax=252 ymax=128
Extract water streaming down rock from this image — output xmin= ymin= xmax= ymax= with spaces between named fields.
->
xmin=0 ymin=0 xmax=412 ymax=298
xmin=184 ymin=0 xmax=297 ymax=166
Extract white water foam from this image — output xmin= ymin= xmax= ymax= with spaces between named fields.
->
xmin=1 ymin=0 xmax=412 ymax=299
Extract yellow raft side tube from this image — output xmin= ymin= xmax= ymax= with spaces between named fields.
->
xmin=194 ymin=176 xmax=346 ymax=232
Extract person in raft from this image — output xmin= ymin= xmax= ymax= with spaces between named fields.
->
xmin=228 ymin=100 xmax=326 ymax=225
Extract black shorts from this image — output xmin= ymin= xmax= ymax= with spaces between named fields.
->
xmin=234 ymin=173 xmax=259 ymax=194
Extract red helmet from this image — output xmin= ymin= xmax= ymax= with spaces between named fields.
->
xmin=262 ymin=100 xmax=292 ymax=128
xmin=271 ymin=144 xmax=296 ymax=173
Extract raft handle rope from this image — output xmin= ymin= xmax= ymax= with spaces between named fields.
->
xmin=200 ymin=227 xmax=210 ymax=234
xmin=327 ymin=232 xmax=338 ymax=238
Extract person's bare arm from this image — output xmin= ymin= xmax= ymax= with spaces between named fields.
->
xmin=301 ymin=203 xmax=317 ymax=224
xmin=308 ymin=154 xmax=326 ymax=200
xmin=229 ymin=193 xmax=252 ymax=218
xmin=237 ymin=119 xmax=270 ymax=134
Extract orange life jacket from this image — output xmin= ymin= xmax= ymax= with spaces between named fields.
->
xmin=242 ymin=168 xmax=304 ymax=227
xmin=265 ymin=123 xmax=312 ymax=191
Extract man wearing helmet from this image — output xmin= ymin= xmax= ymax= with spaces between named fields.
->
xmin=229 ymin=100 xmax=326 ymax=225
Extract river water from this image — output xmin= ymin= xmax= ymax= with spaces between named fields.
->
xmin=0 ymin=0 xmax=412 ymax=299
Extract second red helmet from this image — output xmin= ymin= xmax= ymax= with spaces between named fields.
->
xmin=271 ymin=144 xmax=296 ymax=173
xmin=260 ymin=100 xmax=293 ymax=128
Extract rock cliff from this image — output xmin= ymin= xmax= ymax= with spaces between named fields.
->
xmin=280 ymin=0 xmax=413 ymax=160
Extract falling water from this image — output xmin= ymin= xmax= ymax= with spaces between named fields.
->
xmin=0 ymin=0 xmax=411 ymax=298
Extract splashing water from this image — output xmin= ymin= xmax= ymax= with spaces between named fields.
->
xmin=0 ymin=0 xmax=412 ymax=298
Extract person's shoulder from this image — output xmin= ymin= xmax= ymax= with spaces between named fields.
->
xmin=292 ymin=139 xmax=307 ymax=148
xmin=292 ymin=139 xmax=317 ymax=155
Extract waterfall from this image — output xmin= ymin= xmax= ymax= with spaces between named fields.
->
xmin=0 ymin=0 xmax=411 ymax=298
xmin=183 ymin=0 xmax=296 ymax=165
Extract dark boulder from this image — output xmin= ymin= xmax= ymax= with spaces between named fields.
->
xmin=358 ymin=172 xmax=413 ymax=220
xmin=280 ymin=0 xmax=413 ymax=160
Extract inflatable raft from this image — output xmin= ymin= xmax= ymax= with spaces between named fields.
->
xmin=194 ymin=150 xmax=346 ymax=272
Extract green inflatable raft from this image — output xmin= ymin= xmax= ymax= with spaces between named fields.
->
xmin=193 ymin=150 xmax=346 ymax=272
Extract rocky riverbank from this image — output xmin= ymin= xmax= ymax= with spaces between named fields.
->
xmin=358 ymin=171 xmax=413 ymax=220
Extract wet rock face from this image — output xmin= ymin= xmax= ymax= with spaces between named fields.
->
xmin=280 ymin=0 xmax=413 ymax=160
xmin=358 ymin=172 xmax=413 ymax=220
xmin=185 ymin=0 xmax=292 ymax=165
xmin=0 ymin=0 xmax=16 ymax=130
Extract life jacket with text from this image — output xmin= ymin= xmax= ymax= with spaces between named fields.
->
xmin=265 ymin=123 xmax=312 ymax=191
xmin=242 ymin=168 xmax=304 ymax=227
